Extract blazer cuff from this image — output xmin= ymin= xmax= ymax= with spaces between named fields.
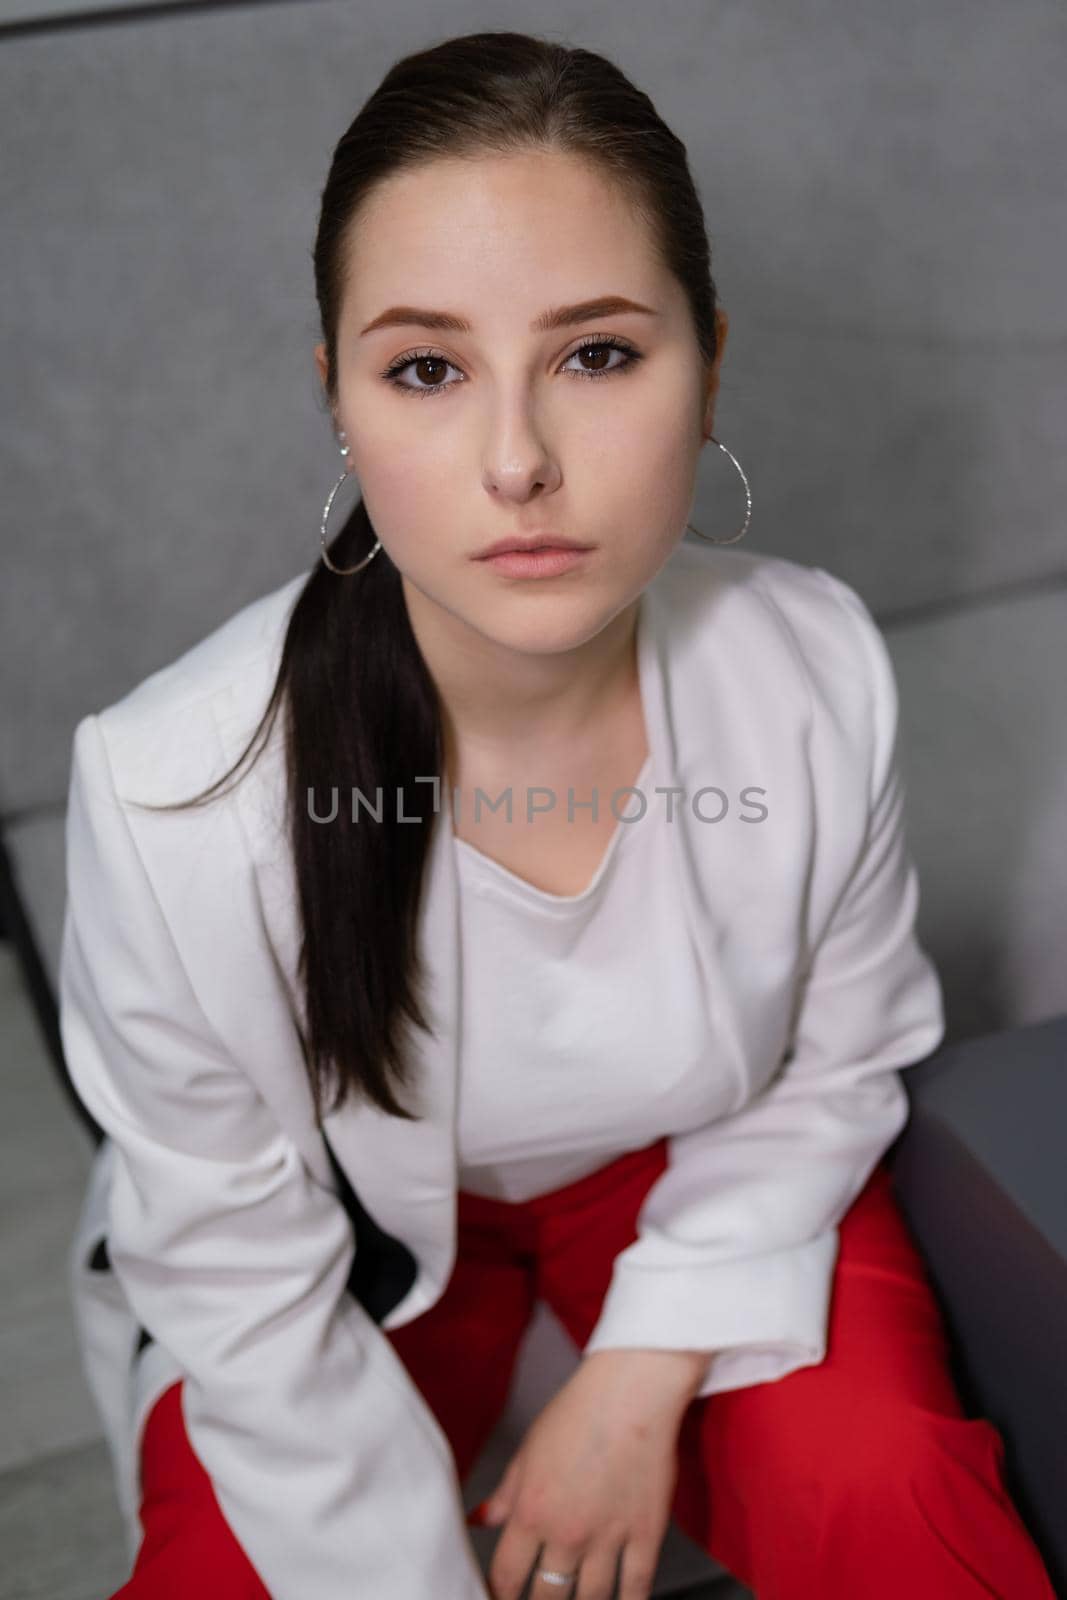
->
xmin=580 ymin=1227 xmax=837 ymax=1399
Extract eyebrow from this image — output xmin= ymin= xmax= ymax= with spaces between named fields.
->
xmin=358 ymin=295 xmax=661 ymax=338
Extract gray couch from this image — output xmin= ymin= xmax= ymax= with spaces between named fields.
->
xmin=2 ymin=3 xmax=1064 ymax=1595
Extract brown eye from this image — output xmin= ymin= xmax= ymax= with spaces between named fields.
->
xmin=562 ymin=338 xmax=641 ymax=382
xmin=381 ymin=349 xmax=463 ymax=398
xmin=575 ymin=345 xmax=613 ymax=372
xmin=412 ymin=356 xmax=448 ymax=387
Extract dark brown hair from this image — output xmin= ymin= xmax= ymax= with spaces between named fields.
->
xmin=136 ymin=29 xmax=721 ymax=1125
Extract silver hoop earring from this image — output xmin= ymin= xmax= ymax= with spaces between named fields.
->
xmin=686 ymin=436 xmax=752 ymax=546
xmin=319 ymin=436 xmax=382 ymax=575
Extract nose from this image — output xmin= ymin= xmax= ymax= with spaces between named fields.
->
xmin=481 ymin=405 xmax=562 ymax=504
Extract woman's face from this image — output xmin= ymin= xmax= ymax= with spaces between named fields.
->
xmin=315 ymin=147 xmax=727 ymax=663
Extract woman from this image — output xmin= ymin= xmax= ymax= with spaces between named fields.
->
xmin=61 ymin=28 xmax=1056 ymax=1600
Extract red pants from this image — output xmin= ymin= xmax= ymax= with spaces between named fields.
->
xmin=117 ymin=1140 xmax=1056 ymax=1598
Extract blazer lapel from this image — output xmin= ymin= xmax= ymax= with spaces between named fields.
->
xmin=643 ymin=551 xmax=805 ymax=1110
xmin=638 ymin=573 xmax=752 ymax=1119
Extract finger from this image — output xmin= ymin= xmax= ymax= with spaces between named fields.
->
xmin=486 ymin=1523 xmax=544 ymax=1600
xmin=570 ymin=1540 xmax=621 ymax=1599
xmin=492 ymin=1454 xmax=520 ymax=1513
xmin=527 ymin=1539 xmax=586 ymax=1598
xmin=615 ymin=1536 xmax=659 ymax=1600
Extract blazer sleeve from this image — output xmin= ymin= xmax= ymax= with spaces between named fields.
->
xmin=580 ymin=566 xmax=946 ymax=1398
xmin=59 ymin=712 xmax=489 ymax=1600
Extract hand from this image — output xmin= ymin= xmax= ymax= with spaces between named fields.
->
xmin=478 ymin=1349 xmax=709 ymax=1600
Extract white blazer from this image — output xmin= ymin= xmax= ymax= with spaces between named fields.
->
xmin=60 ymin=540 xmax=944 ymax=1599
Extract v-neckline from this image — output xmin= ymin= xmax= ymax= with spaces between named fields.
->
xmin=453 ymin=749 xmax=653 ymax=908
xmin=448 ymin=592 xmax=656 ymax=907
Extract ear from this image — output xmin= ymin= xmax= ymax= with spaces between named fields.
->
xmin=313 ymin=341 xmax=329 ymax=394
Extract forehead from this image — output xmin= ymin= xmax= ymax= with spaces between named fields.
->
xmin=340 ymin=149 xmax=671 ymax=323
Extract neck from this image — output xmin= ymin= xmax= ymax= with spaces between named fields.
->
xmin=400 ymin=578 xmax=642 ymax=769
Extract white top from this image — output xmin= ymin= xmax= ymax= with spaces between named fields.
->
xmin=453 ymin=752 xmax=729 ymax=1201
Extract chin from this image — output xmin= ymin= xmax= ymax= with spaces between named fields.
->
xmin=479 ymin=599 xmax=623 ymax=653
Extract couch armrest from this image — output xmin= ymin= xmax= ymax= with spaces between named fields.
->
xmin=886 ymin=1014 xmax=1067 ymax=1594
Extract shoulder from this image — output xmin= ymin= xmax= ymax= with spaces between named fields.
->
xmin=86 ymin=570 xmax=309 ymax=803
xmin=655 ymin=539 xmax=884 ymax=672
xmin=653 ymin=540 xmax=895 ymax=770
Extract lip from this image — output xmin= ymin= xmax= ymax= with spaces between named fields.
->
xmin=473 ymin=534 xmax=595 ymax=560
xmin=478 ymin=547 xmax=594 ymax=579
